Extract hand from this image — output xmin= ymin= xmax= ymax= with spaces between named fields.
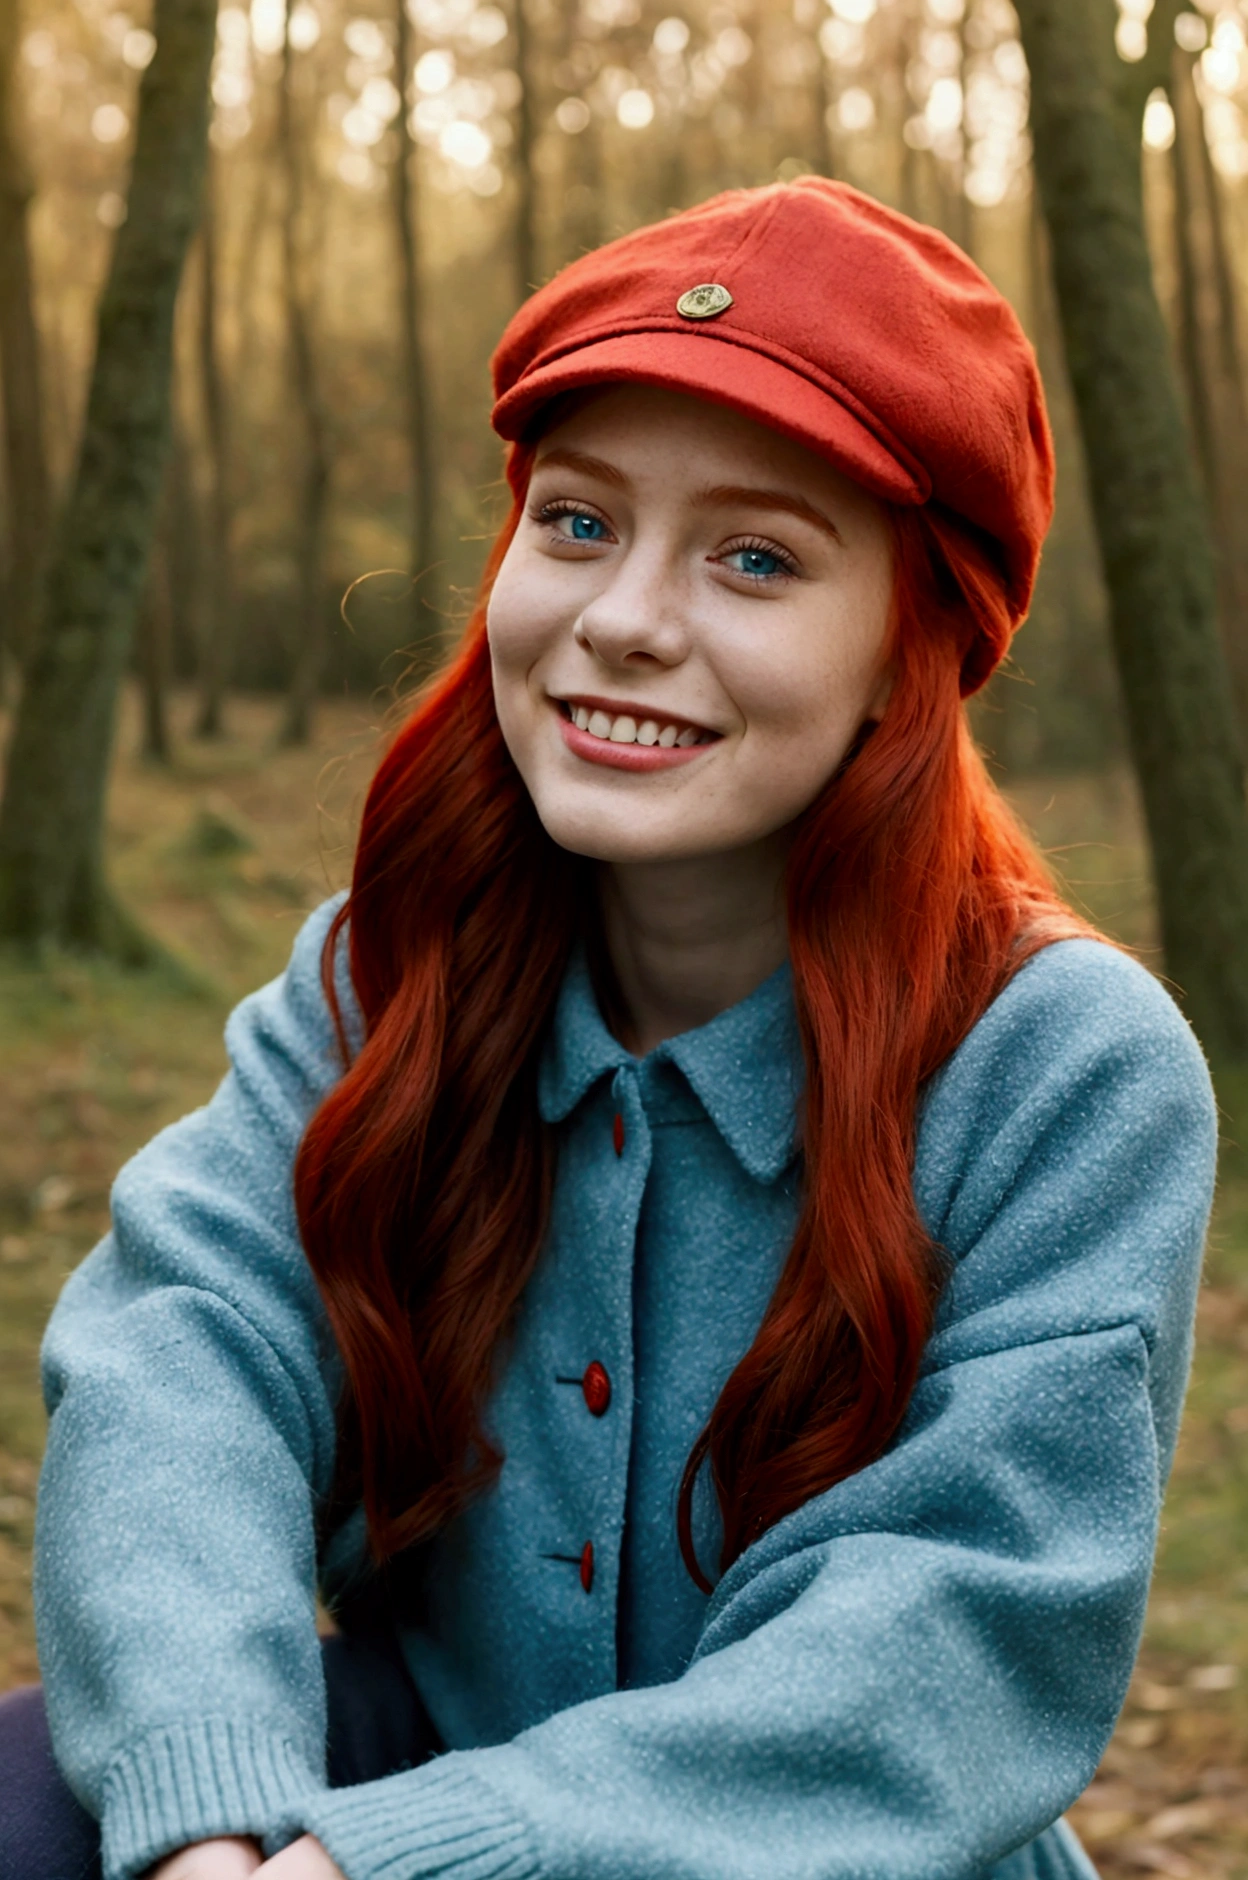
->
xmin=146 ymin=1838 xmax=264 ymax=1878
xmin=257 ymin=1835 xmax=346 ymax=1878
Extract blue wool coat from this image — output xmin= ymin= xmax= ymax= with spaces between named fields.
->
xmin=34 ymin=896 xmax=1216 ymax=1880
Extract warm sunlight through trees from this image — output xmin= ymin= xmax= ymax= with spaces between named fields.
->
xmin=3 ymin=0 xmax=1248 ymax=1045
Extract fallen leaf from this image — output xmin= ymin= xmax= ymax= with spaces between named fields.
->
xmin=1132 ymin=1681 xmax=1186 ymax=1712
xmin=1141 ymin=1801 xmax=1222 ymax=1840
xmin=1185 ymin=1664 xmax=1238 ymax=1692
xmin=32 ymin=1174 xmax=75 ymax=1215
xmin=1120 ymin=1841 xmax=1203 ymax=1877
xmin=1078 ymin=1809 xmax=1140 ymax=1845
xmin=1117 ymin=1718 xmax=1165 ymax=1749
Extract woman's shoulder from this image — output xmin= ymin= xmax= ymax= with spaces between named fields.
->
xmin=912 ymin=940 xmax=1215 ymax=1478
xmin=915 ymin=936 xmax=1217 ymax=1264
xmin=990 ymin=930 xmax=1201 ymax=1037
xmin=930 ymin=935 xmax=1211 ymax=1124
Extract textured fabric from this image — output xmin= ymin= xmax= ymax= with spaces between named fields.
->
xmin=0 ymin=1636 xmax=440 ymax=1880
xmin=490 ymin=178 xmax=1053 ymax=685
xmin=396 ymin=947 xmax=802 ymax=1731
xmin=35 ymin=897 xmax=1215 ymax=1880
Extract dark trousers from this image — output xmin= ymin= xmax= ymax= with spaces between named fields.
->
xmin=0 ymin=1632 xmax=441 ymax=1880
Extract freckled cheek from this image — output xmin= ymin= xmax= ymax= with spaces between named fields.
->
xmin=718 ymin=636 xmax=865 ymax=751
xmin=717 ymin=633 xmax=880 ymax=819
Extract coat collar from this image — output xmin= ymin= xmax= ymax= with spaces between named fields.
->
xmin=538 ymin=950 xmax=802 ymax=1185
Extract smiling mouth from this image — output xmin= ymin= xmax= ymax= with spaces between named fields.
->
xmin=555 ymin=697 xmax=719 ymax=749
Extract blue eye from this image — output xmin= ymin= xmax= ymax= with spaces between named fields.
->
xmin=725 ymin=546 xmax=787 ymax=579
xmin=534 ymin=501 xmax=612 ymax=544
xmin=565 ymin=512 xmax=607 ymax=541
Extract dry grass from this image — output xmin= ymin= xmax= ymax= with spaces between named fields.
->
xmin=0 ymin=700 xmax=1244 ymax=1875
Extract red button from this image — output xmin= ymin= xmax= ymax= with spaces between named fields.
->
xmin=612 ymin=1112 xmax=625 ymax=1155
xmin=582 ymin=1361 xmax=611 ymax=1416
xmin=579 ymin=1541 xmax=594 ymax=1592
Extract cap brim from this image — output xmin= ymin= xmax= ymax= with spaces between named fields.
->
xmin=491 ymin=328 xmax=930 ymax=506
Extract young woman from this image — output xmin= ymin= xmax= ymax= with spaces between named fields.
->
xmin=3 ymin=178 xmax=1215 ymax=1880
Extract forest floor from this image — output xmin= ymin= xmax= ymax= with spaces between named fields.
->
xmin=0 ymin=690 xmax=1245 ymax=1877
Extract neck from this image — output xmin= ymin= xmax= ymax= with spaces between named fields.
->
xmin=598 ymin=840 xmax=790 ymax=1056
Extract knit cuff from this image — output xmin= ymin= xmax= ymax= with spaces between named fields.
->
xmin=101 ymin=1718 xmax=319 ymax=1880
xmin=293 ymin=1757 xmax=542 ymax=1880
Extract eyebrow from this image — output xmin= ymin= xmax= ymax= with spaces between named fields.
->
xmin=530 ymin=451 xmax=844 ymax=544
xmin=532 ymin=447 xmax=631 ymax=489
xmin=693 ymin=484 xmax=844 ymax=544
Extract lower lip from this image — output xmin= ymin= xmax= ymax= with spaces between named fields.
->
xmin=557 ymin=713 xmax=717 ymax=772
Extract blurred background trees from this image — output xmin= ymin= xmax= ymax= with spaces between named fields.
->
xmin=0 ymin=0 xmax=216 ymax=952
xmin=1018 ymin=0 xmax=1248 ymax=1058
xmin=2 ymin=0 xmax=1248 ymax=1003
xmin=6 ymin=4 xmax=1248 ymax=1844
xmin=0 ymin=0 xmax=51 ymax=678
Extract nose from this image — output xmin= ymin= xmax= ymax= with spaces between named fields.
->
xmin=574 ymin=542 xmax=691 ymax=671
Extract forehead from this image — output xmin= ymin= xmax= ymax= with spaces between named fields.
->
xmin=531 ymin=384 xmax=880 ymax=517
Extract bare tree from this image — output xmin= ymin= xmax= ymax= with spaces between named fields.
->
xmin=1169 ymin=45 xmax=1248 ymax=738
xmin=167 ymin=400 xmax=209 ymax=683
xmin=813 ymin=29 xmax=836 ymax=179
xmin=277 ymin=10 xmax=331 ymax=748
xmin=392 ymin=0 xmax=436 ymax=635
xmin=554 ymin=0 xmax=602 ymax=266
xmin=137 ymin=530 xmax=173 ymax=765
xmin=513 ymin=0 xmax=538 ymax=303
xmin=0 ymin=0 xmax=217 ymax=954
xmin=1015 ymin=0 xmax=1248 ymax=1061
xmin=193 ymin=170 xmax=238 ymax=738
xmin=0 ymin=0 xmax=51 ymax=677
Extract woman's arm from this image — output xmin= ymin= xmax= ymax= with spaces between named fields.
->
xmin=35 ymin=900 xmax=354 ymax=1880
xmin=276 ymin=943 xmax=1216 ymax=1880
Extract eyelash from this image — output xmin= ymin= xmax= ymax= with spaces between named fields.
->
xmin=532 ymin=499 xmax=611 ymax=539
xmin=717 ymin=535 xmax=800 ymax=581
xmin=530 ymin=501 xmax=800 ymax=582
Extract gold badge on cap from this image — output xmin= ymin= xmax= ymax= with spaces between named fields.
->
xmin=676 ymin=282 xmax=733 ymax=320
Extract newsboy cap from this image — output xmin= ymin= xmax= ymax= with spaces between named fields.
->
xmin=490 ymin=177 xmax=1054 ymax=692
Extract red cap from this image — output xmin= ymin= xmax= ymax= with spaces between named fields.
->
xmin=491 ymin=178 xmax=1053 ymax=691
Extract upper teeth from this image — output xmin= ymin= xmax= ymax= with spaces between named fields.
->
xmin=573 ymin=706 xmax=702 ymax=748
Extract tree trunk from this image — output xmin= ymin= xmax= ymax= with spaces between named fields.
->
xmin=277 ymin=15 xmax=330 ymax=749
xmin=193 ymin=171 xmax=237 ymax=738
xmin=555 ymin=0 xmax=601 ymax=267
xmin=1014 ymin=0 xmax=1248 ymax=1062
xmin=137 ymin=529 xmax=172 ymax=765
xmin=166 ymin=401 xmax=208 ymax=681
xmin=0 ymin=0 xmax=215 ymax=955
xmin=234 ymin=118 xmax=276 ymax=385
xmin=392 ymin=0 xmax=436 ymax=637
xmin=1169 ymin=47 xmax=1248 ymax=738
xmin=513 ymin=0 xmax=537 ymax=304
xmin=808 ymin=6 xmax=836 ymax=179
xmin=0 ymin=0 xmax=52 ymax=675
xmin=948 ymin=9 xmax=974 ymax=256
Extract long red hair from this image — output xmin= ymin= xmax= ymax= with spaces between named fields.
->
xmin=295 ymin=470 xmax=1085 ymax=1586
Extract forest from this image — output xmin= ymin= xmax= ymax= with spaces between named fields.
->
xmin=2 ymin=0 xmax=1248 ymax=1870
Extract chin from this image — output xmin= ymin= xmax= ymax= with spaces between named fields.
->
xmin=542 ymin=822 xmax=687 ymax=866
xmin=532 ymin=803 xmax=744 ymax=867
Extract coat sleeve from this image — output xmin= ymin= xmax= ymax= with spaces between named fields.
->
xmin=287 ymin=941 xmax=1217 ymax=1880
xmin=35 ymin=897 xmax=353 ymax=1880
